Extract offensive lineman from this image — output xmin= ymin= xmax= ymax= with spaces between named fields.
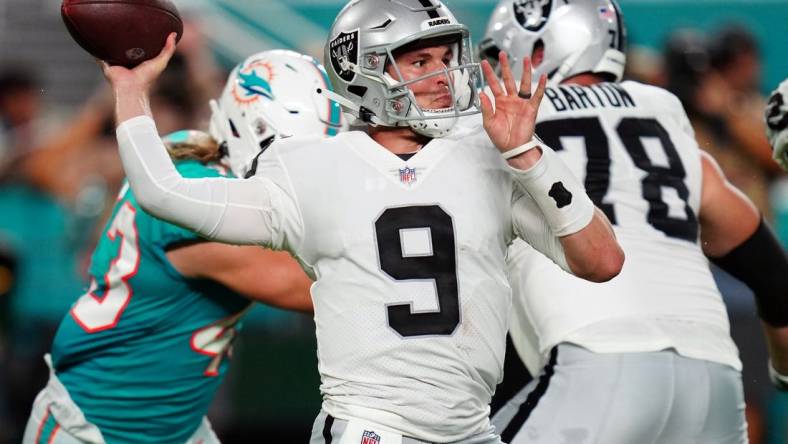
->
xmin=22 ymin=50 xmax=342 ymax=444
xmin=481 ymin=1 xmax=788 ymax=443
xmin=100 ymin=0 xmax=625 ymax=442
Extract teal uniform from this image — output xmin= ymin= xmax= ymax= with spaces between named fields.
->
xmin=50 ymin=160 xmax=251 ymax=444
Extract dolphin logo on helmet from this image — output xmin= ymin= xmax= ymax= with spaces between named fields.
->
xmin=238 ymin=71 xmax=275 ymax=101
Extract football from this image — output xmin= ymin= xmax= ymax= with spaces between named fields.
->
xmin=61 ymin=0 xmax=183 ymax=68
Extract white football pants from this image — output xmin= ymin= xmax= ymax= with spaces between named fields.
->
xmin=492 ymin=344 xmax=748 ymax=444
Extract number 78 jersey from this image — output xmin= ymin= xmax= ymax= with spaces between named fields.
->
xmin=508 ymin=81 xmax=740 ymax=373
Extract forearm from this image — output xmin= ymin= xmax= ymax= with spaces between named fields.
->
xmin=113 ymin=85 xmax=153 ymax=124
xmin=559 ymin=208 xmax=623 ymax=283
xmin=116 ymin=116 xmax=281 ymax=246
xmin=509 ymin=143 xmax=623 ymax=281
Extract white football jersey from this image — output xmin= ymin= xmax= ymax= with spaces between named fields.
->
xmin=507 ymin=81 xmax=741 ymax=374
xmin=254 ymin=124 xmax=570 ymax=441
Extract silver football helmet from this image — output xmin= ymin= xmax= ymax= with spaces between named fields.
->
xmin=323 ymin=0 xmax=481 ymax=138
xmin=480 ymin=0 xmax=627 ymax=84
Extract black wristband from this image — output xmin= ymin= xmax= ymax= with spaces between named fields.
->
xmin=710 ymin=219 xmax=788 ymax=327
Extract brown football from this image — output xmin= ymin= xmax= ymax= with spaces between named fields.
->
xmin=61 ymin=0 xmax=183 ymax=68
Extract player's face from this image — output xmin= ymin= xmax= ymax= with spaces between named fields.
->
xmin=388 ymin=44 xmax=454 ymax=110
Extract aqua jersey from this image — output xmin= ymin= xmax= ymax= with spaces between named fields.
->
xmin=51 ymin=160 xmax=251 ymax=444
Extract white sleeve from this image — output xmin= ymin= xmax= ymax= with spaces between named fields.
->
xmin=510 ymin=186 xmax=571 ymax=273
xmin=115 ymin=116 xmax=303 ymax=249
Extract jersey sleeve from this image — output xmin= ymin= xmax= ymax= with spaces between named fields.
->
xmin=144 ymin=161 xmax=229 ymax=249
xmin=510 ymin=185 xmax=571 ymax=273
xmin=115 ymin=116 xmax=304 ymax=251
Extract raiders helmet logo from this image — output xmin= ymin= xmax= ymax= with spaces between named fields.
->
xmin=329 ymin=29 xmax=359 ymax=83
xmin=512 ymin=0 xmax=552 ymax=32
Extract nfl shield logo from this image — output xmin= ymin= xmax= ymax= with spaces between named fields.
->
xmin=399 ymin=166 xmax=417 ymax=185
xmin=361 ymin=431 xmax=381 ymax=444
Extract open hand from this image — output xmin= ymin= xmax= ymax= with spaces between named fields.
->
xmin=479 ymin=52 xmax=546 ymax=153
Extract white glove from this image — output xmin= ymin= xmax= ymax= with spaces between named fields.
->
xmin=769 ymin=360 xmax=788 ymax=391
xmin=765 ymin=79 xmax=788 ymax=171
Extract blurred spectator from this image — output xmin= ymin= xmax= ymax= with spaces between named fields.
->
xmin=686 ymin=25 xmax=782 ymax=217
xmin=0 ymin=68 xmax=42 ymax=173
xmin=663 ymin=29 xmax=710 ymax=117
xmin=624 ymin=44 xmax=666 ymax=88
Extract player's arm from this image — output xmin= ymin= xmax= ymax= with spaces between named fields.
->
xmin=511 ymin=189 xmax=623 ymax=283
xmin=166 ymin=243 xmax=313 ymax=312
xmin=105 ymin=34 xmax=299 ymax=248
xmin=481 ymin=53 xmax=623 ymax=282
xmin=698 ymin=151 xmax=788 ymax=388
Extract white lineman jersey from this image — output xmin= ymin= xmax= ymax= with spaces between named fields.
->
xmin=507 ymin=81 xmax=741 ymax=374
xmin=255 ymin=124 xmax=568 ymax=442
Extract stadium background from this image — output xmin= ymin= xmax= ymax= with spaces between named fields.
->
xmin=0 ymin=0 xmax=787 ymax=442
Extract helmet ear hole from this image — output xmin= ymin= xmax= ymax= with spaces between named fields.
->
xmin=348 ymin=85 xmax=367 ymax=98
xmin=532 ymin=39 xmax=545 ymax=67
